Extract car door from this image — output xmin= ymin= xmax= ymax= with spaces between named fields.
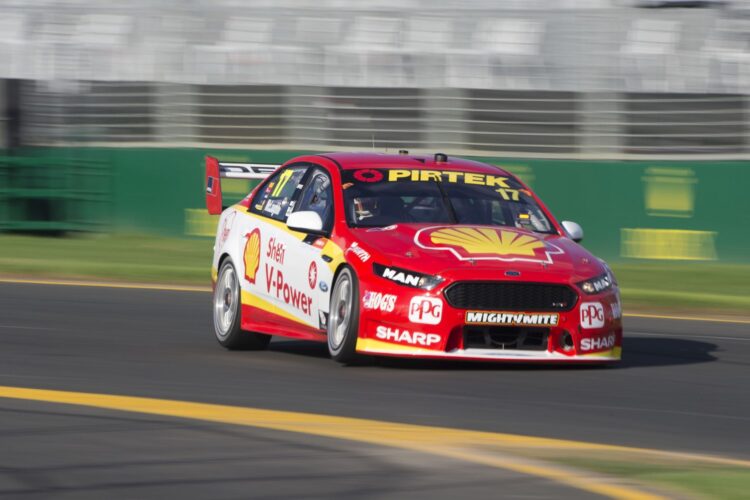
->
xmin=239 ymin=164 xmax=315 ymax=329
xmin=285 ymin=167 xmax=337 ymax=331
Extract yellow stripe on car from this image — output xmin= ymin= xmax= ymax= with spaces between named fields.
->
xmin=581 ymin=347 xmax=622 ymax=359
xmin=356 ymin=337 xmax=438 ymax=355
xmin=240 ymin=289 xmax=313 ymax=328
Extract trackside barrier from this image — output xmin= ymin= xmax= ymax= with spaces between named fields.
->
xmin=5 ymin=147 xmax=749 ymax=263
xmin=0 ymin=154 xmax=111 ymax=232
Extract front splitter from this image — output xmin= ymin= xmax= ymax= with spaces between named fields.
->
xmin=356 ymin=338 xmax=621 ymax=362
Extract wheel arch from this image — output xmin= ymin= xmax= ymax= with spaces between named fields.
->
xmin=330 ymin=261 xmax=358 ymax=298
xmin=218 ymin=252 xmax=232 ymax=271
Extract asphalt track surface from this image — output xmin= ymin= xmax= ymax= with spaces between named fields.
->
xmin=1 ymin=282 xmax=749 ymax=499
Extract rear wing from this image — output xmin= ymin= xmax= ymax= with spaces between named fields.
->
xmin=206 ymin=156 xmax=279 ymax=214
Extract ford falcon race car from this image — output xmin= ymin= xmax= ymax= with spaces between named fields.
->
xmin=207 ymin=152 xmax=622 ymax=363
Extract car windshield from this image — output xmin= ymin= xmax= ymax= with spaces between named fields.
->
xmin=343 ymin=168 xmax=555 ymax=234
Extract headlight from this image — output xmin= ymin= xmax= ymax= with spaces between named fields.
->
xmin=416 ymin=274 xmax=445 ymax=290
xmin=372 ymin=263 xmax=444 ymax=290
xmin=577 ymin=273 xmax=613 ymax=295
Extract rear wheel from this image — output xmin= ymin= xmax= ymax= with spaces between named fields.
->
xmin=327 ymin=267 xmax=360 ymax=363
xmin=213 ymin=259 xmax=271 ymax=350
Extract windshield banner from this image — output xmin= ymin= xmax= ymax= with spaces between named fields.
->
xmin=343 ymin=168 xmax=527 ymax=201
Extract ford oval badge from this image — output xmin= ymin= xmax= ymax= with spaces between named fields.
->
xmin=504 ymin=270 xmax=521 ymax=277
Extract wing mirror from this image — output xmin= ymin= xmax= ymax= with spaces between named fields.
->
xmin=287 ymin=211 xmax=325 ymax=234
xmin=561 ymin=220 xmax=584 ymax=243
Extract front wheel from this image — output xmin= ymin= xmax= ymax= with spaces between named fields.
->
xmin=327 ymin=267 xmax=360 ymax=363
xmin=213 ymin=259 xmax=271 ymax=350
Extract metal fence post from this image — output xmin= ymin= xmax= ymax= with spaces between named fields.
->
xmin=424 ymin=87 xmax=467 ymax=153
xmin=285 ymin=85 xmax=330 ymax=148
xmin=579 ymin=91 xmax=624 ymax=157
xmin=0 ymin=79 xmax=6 ymax=151
xmin=154 ymin=82 xmax=197 ymax=145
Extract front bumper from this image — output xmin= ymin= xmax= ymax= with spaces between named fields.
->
xmin=354 ymin=282 xmax=622 ymax=363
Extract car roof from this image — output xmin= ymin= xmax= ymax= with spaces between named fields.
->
xmin=308 ymin=152 xmax=512 ymax=177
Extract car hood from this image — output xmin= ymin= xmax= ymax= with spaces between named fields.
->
xmin=350 ymin=224 xmax=605 ymax=284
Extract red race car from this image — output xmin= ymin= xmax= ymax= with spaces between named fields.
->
xmin=207 ymin=152 xmax=622 ymax=363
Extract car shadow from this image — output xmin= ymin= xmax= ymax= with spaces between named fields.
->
xmin=618 ymin=336 xmax=719 ymax=368
xmin=267 ymin=337 xmax=719 ymax=370
xmin=268 ymin=339 xmax=330 ymax=359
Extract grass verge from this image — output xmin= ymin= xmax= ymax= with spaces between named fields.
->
xmin=0 ymin=233 xmax=748 ymax=317
xmin=0 ymin=233 xmax=213 ymax=285
xmin=612 ymin=262 xmax=750 ymax=317
xmin=556 ymin=458 xmax=750 ymax=500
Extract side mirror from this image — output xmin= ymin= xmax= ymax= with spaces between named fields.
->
xmin=287 ymin=211 xmax=324 ymax=234
xmin=561 ymin=220 xmax=584 ymax=243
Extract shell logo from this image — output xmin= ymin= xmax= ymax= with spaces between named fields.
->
xmin=415 ymin=226 xmax=563 ymax=264
xmin=243 ymin=228 xmax=261 ymax=283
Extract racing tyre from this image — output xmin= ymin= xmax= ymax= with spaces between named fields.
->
xmin=327 ymin=266 xmax=360 ymax=363
xmin=213 ymin=259 xmax=271 ymax=350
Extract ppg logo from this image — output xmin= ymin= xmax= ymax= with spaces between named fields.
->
xmin=408 ymin=296 xmax=443 ymax=325
xmin=580 ymin=302 xmax=605 ymax=329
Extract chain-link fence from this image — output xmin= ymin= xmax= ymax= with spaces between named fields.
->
xmin=16 ymin=81 xmax=747 ymax=157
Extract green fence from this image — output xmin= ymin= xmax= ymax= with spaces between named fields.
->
xmin=3 ymin=147 xmax=748 ymax=263
xmin=483 ymin=158 xmax=749 ymax=263
xmin=0 ymin=153 xmax=112 ymax=232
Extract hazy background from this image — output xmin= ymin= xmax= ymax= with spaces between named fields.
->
xmin=2 ymin=0 xmax=750 ymax=153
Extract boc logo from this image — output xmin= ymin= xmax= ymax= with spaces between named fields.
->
xmin=580 ymin=302 xmax=605 ymax=329
xmin=408 ymin=296 xmax=443 ymax=325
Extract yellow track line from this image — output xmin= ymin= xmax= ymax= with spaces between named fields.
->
xmin=0 ymin=385 xmax=664 ymax=500
xmin=623 ymin=312 xmax=750 ymax=325
xmin=2 ymin=276 xmax=748 ymax=325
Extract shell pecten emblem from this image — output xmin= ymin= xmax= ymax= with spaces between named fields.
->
xmin=243 ymin=228 xmax=261 ymax=283
xmin=431 ymin=227 xmax=542 ymax=256
xmin=415 ymin=226 xmax=563 ymax=264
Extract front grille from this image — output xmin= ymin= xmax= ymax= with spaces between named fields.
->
xmin=445 ymin=282 xmax=577 ymax=311
xmin=463 ymin=326 xmax=549 ymax=351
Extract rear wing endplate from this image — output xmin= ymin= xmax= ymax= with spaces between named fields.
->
xmin=206 ymin=156 xmax=279 ymax=214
